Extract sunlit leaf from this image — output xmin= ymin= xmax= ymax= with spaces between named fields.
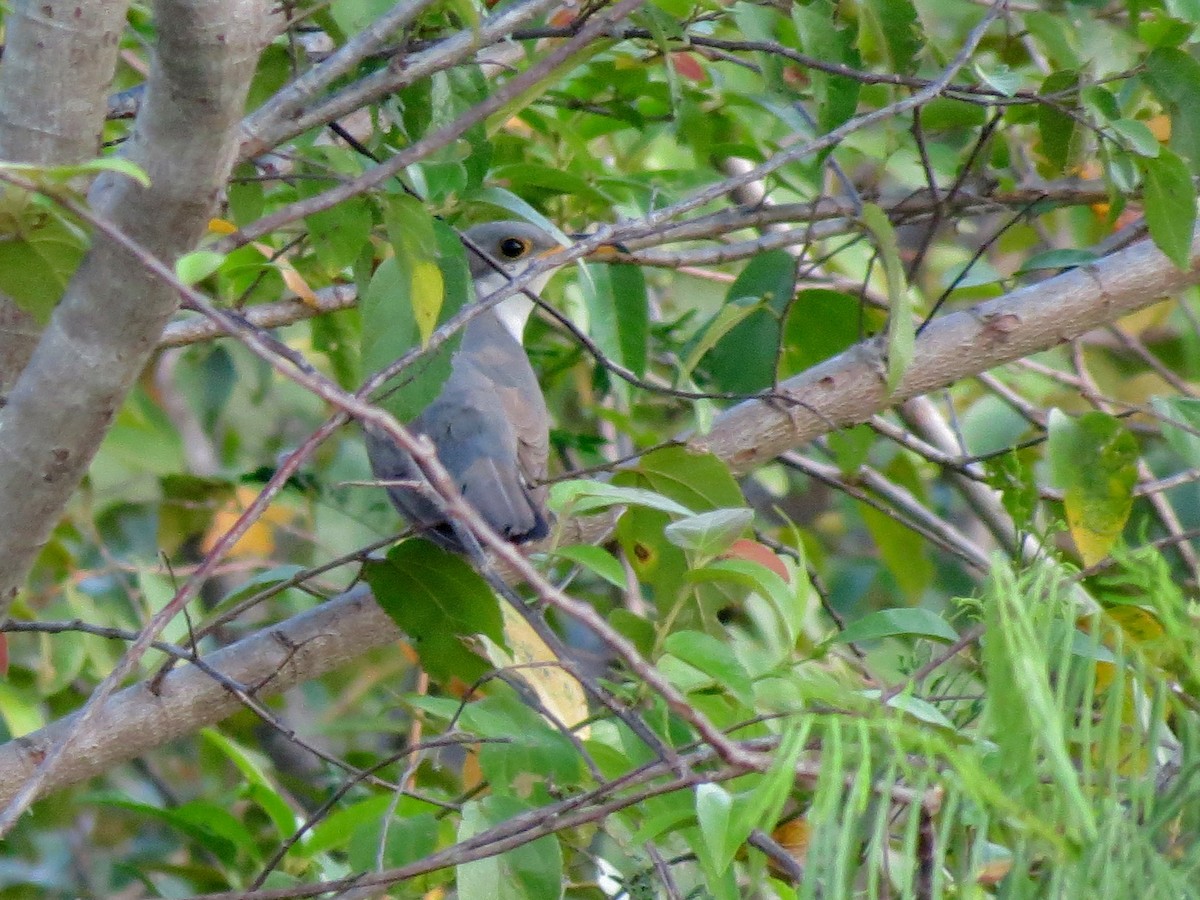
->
xmin=1048 ymin=410 xmax=1139 ymax=566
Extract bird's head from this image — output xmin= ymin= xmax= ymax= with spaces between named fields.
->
xmin=461 ymin=220 xmax=625 ymax=340
xmin=464 ymin=221 xmax=562 ymax=279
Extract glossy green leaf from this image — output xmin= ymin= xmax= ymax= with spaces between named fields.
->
xmin=779 ymin=289 xmax=871 ymax=377
xmin=793 ymin=0 xmax=861 ymax=132
xmin=548 ymin=544 xmax=626 ymax=588
xmin=469 ymin=690 xmax=583 ymax=793
xmin=664 ymin=629 xmax=754 ymax=703
xmin=1144 ymin=47 xmax=1200 ymax=168
xmin=833 ymin=608 xmax=959 ymax=645
xmin=549 ymin=479 xmax=694 ymax=518
xmin=349 ymin=812 xmax=439 ymax=871
xmin=699 ymin=250 xmax=797 ymax=393
xmin=1151 ymin=395 xmax=1200 ymax=466
xmin=457 ymin=797 xmax=564 ymax=900
xmin=1037 ymin=71 xmax=1080 ymax=173
xmin=619 ymin=446 xmax=746 ymax=512
xmin=863 ymin=0 xmax=920 ymax=75
xmin=305 ymin=194 xmax=373 ymax=274
xmin=664 ymin=507 xmax=754 ymax=557
xmin=200 ymin=729 xmax=296 ymax=840
xmin=0 ymin=213 xmax=87 ymax=323
xmin=1112 ymin=118 xmax=1161 ymax=157
xmin=975 ymin=63 xmax=1022 ymax=97
xmin=860 ymin=203 xmax=912 ymax=391
xmin=1048 ymin=409 xmax=1139 ymax=566
xmin=175 ymin=250 xmax=226 ymax=286
xmin=695 ymin=782 xmax=734 ymax=870
xmin=363 ymin=540 xmax=503 ymax=682
xmin=362 ymin=206 xmax=471 ymax=422
xmin=1139 ymin=148 xmax=1197 ymax=269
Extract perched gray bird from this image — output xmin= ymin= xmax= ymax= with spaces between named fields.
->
xmin=366 ymin=220 xmax=614 ymax=552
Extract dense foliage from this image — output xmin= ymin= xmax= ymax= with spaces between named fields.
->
xmin=3 ymin=0 xmax=1200 ymax=897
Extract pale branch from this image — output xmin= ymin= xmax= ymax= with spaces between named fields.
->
xmin=0 ymin=584 xmax=393 ymax=810
xmin=223 ymin=0 xmax=648 ymax=250
xmin=152 ymin=182 xmax=1111 ymax=350
xmin=0 ymin=0 xmax=273 ymax=830
xmin=159 ymin=285 xmax=358 ymax=347
xmin=0 ymin=222 xmax=1197 ymax=809
xmin=0 ymin=0 xmax=132 ymax=396
xmin=238 ymin=0 xmax=565 ymax=159
xmin=0 ymin=0 xmax=271 ymax=625
xmin=223 ymin=2 xmax=998 ymax=258
xmin=694 ymin=233 xmax=1200 ymax=473
xmin=240 ymin=0 xmax=442 ymax=154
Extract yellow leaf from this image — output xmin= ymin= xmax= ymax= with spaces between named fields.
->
xmin=1066 ymin=502 xmax=1125 ymax=567
xmin=489 ymin=604 xmax=590 ymax=738
xmin=411 ymin=260 xmax=444 ymax=347
xmin=208 ymin=217 xmax=238 ymax=235
xmin=201 ymin=486 xmax=297 ymax=559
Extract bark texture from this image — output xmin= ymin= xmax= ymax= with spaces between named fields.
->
xmin=0 ymin=0 xmax=270 ymax=616
xmin=0 ymin=0 xmax=131 ymax=396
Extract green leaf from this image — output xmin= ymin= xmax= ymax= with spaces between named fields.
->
xmin=1047 ymin=409 xmax=1139 ymax=566
xmin=779 ymin=289 xmax=874 ymax=377
xmin=875 ymin=691 xmax=956 ymax=728
xmin=682 ymin=301 xmax=763 ymax=380
xmin=457 ymin=797 xmax=564 ymax=900
xmin=1037 ymin=71 xmax=1080 ymax=173
xmin=1151 ymin=395 xmax=1200 ymax=466
xmin=175 ymin=250 xmax=226 ymax=286
xmin=695 ymin=783 xmax=734 ymax=870
xmin=725 ymin=725 xmax=807 ymax=865
xmin=618 ymin=446 xmax=746 ymax=512
xmin=585 ymin=260 xmax=649 ymax=402
xmin=0 ymin=156 xmax=151 ymax=187
xmin=663 ymin=630 xmax=753 ymax=702
xmin=833 ymin=608 xmax=959 ymax=645
xmin=1144 ymin=47 xmax=1200 ymax=168
xmin=466 ymin=186 xmax=571 ymax=245
xmin=363 ymin=540 xmax=503 ymax=682
xmin=860 ymin=203 xmax=912 ymax=391
xmin=1139 ymin=148 xmax=1197 ymax=269
xmin=200 ymin=729 xmax=296 ymax=840
xmin=857 ymin=455 xmax=934 ymax=600
xmin=305 ymin=194 xmax=373 ymax=274
xmin=349 ymin=811 xmax=440 ymax=871
xmin=547 ymin=544 xmax=626 ymax=588
xmin=1112 ymin=118 xmax=1161 ymax=157
xmin=698 ymin=250 xmax=797 ymax=393
xmin=0 ymin=212 xmax=87 ymax=323
xmin=664 ymin=507 xmax=754 ymax=557
xmin=468 ymin=690 xmax=583 ymax=794
xmin=362 ymin=207 xmax=471 ymax=422
xmin=863 ymin=0 xmax=920 ymax=75
xmin=974 ymin=63 xmax=1022 ymax=97
xmin=549 ymin=480 xmax=695 ymax=518
xmin=92 ymin=796 xmax=253 ymax=866
xmin=685 ymin=557 xmax=802 ymax=643
xmin=793 ymin=0 xmax=862 ymax=133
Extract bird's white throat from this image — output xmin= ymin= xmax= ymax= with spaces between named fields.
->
xmin=475 ymin=268 xmax=555 ymax=343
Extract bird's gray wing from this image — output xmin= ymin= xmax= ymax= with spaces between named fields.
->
xmin=365 ymin=309 xmax=549 ymax=549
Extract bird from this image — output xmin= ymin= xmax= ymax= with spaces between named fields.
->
xmin=365 ymin=220 xmax=616 ymax=553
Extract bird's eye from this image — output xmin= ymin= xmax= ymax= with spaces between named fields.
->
xmin=499 ymin=237 xmax=529 ymax=258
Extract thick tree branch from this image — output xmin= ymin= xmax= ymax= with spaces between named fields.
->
xmin=0 ymin=226 xmax=1196 ymax=808
xmin=0 ymin=0 xmax=131 ymax=396
xmin=0 ymin=1 xmax=268 ymax=614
